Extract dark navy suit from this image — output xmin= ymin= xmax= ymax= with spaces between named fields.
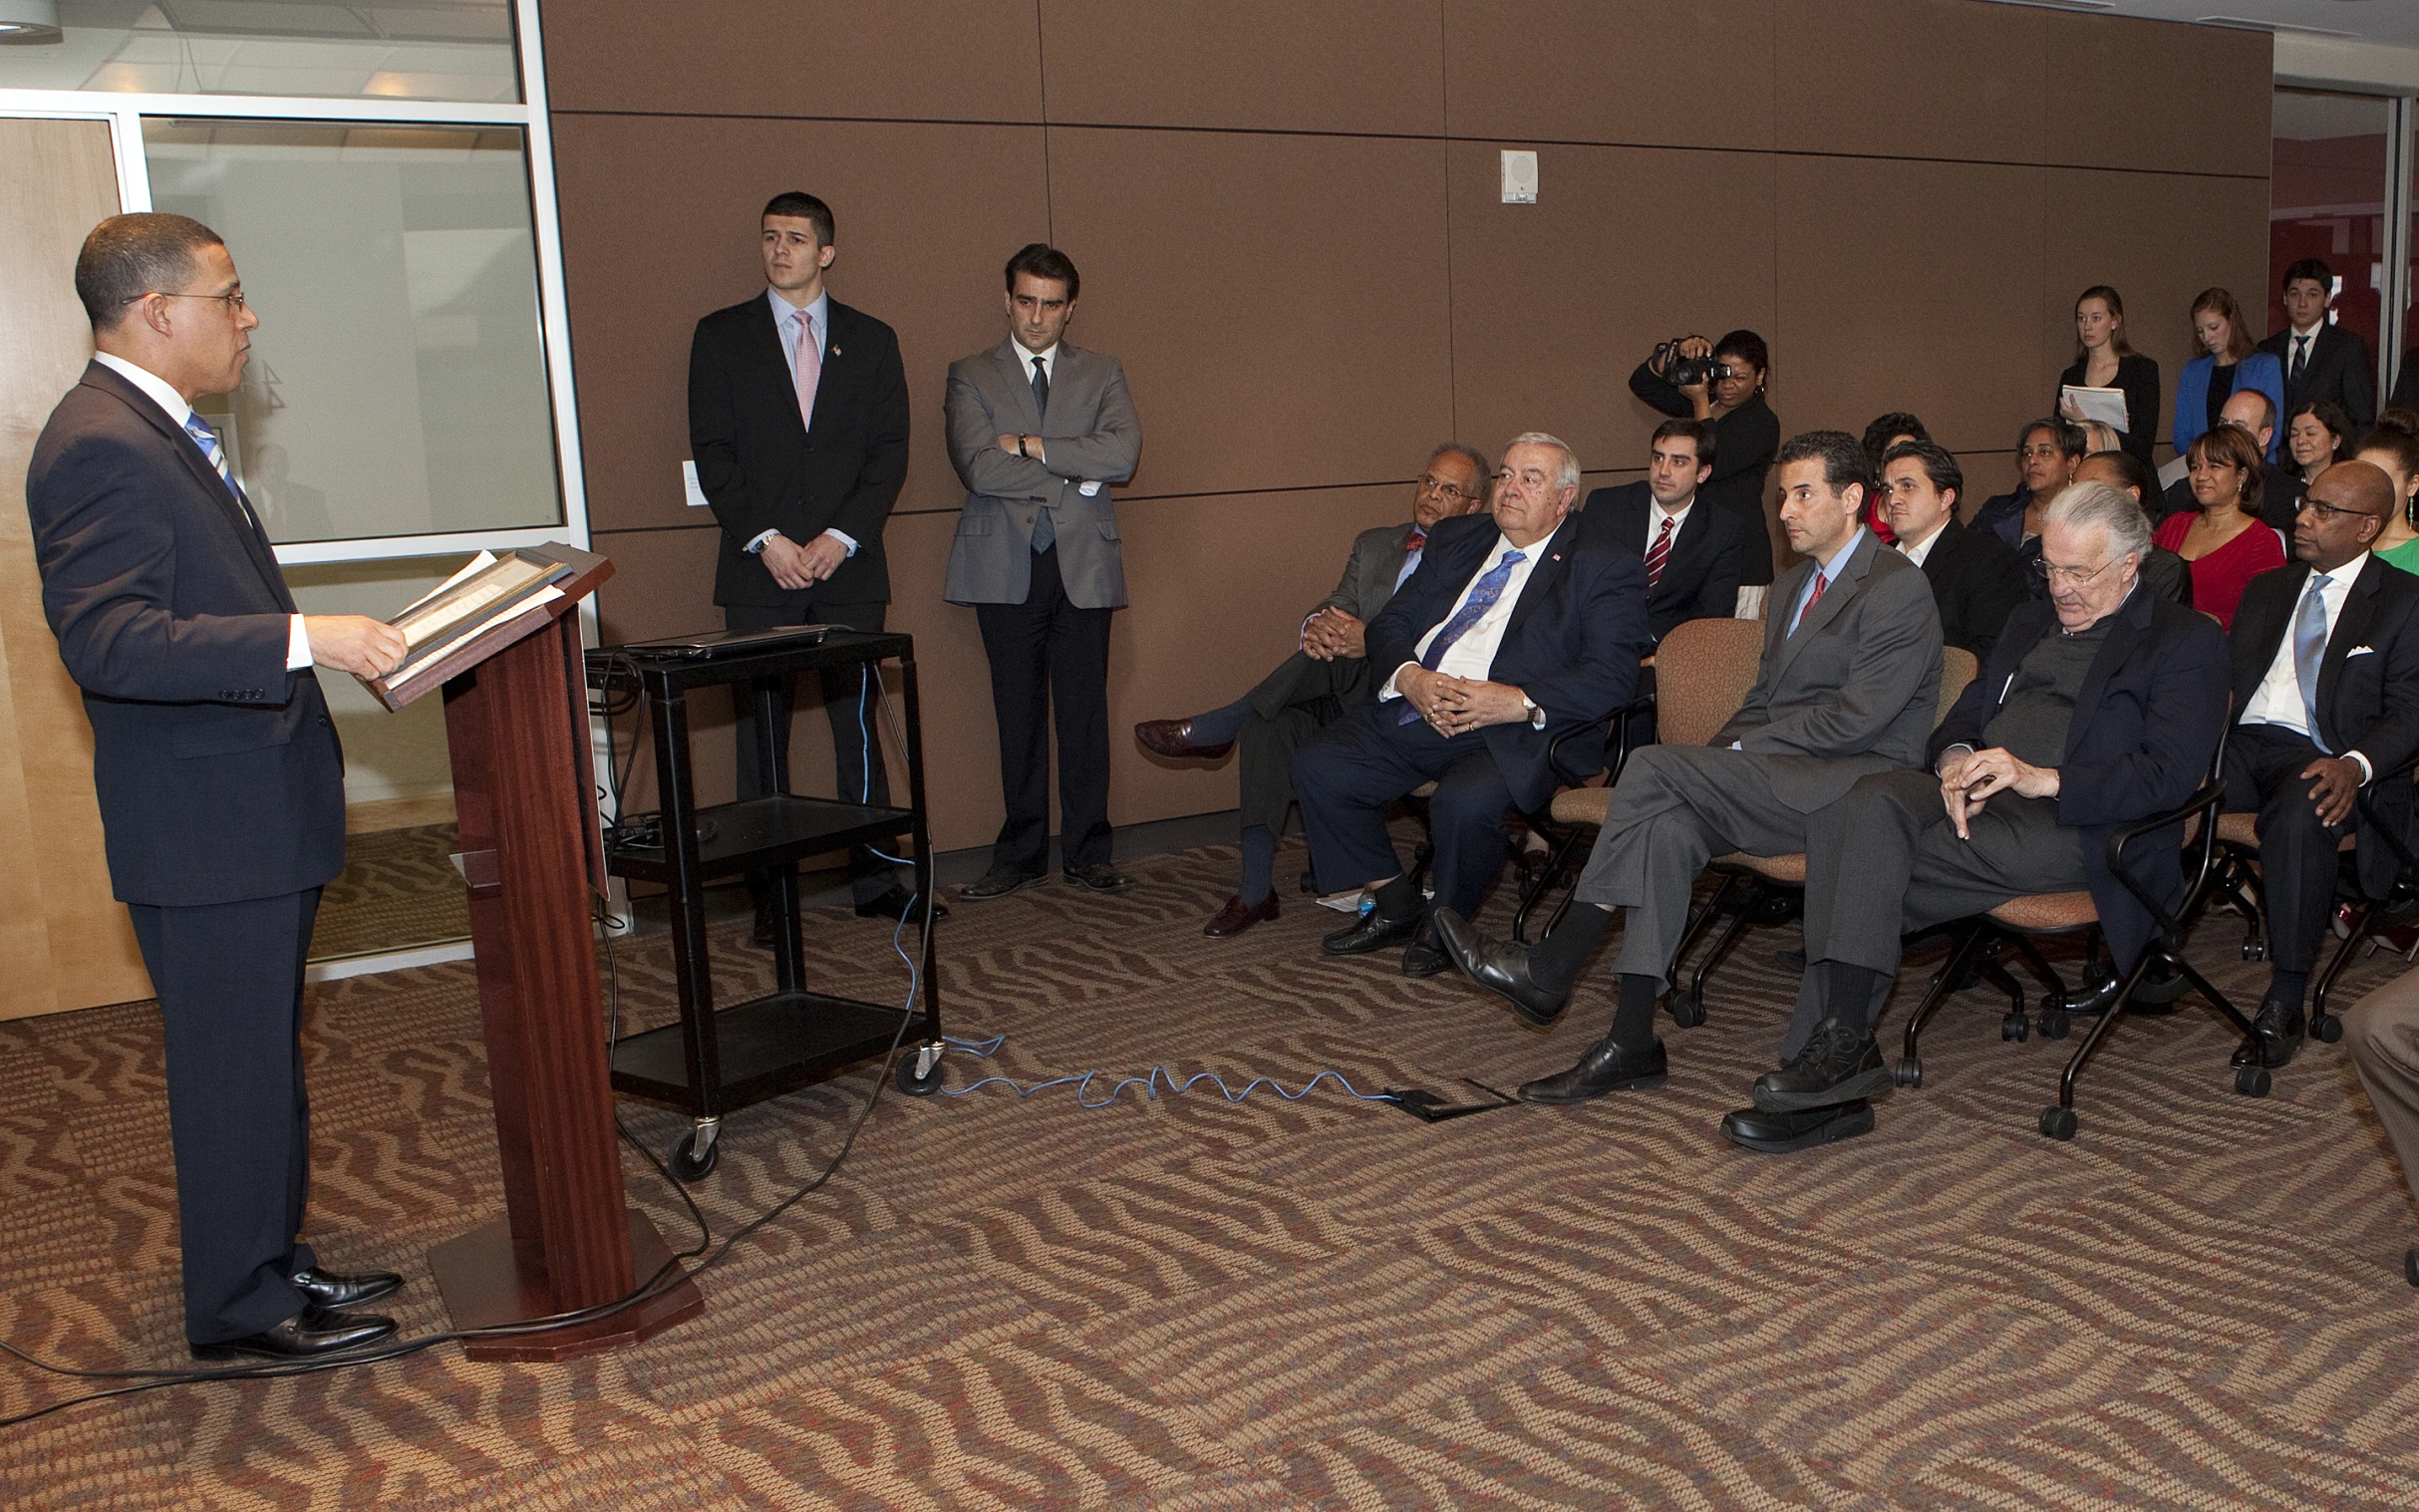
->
xmin=25 ymin=359 xmax=344 ymax=1346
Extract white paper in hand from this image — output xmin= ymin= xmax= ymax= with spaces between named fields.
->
xmin=2060 ymin=385 xmax=2130 ymax=433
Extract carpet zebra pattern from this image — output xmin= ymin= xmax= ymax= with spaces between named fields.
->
xmin=5 ymin=832 xmax=2418 ymax=1508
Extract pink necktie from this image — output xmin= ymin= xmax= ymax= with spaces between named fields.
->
xmin=794 ymin=312 xmax=821 ymax=433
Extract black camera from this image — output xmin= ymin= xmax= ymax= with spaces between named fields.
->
xmin=1653 ymin=335 xmax=1717 ymax=389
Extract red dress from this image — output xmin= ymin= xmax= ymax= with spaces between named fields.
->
xmin=2153 ymin=511 xmax=2283 ymax=632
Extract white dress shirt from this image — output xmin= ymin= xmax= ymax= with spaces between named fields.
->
xmin=1646 ymin=494 xmax=1693 ymax=555
xmin=93 ymin=350 xmax=311 ymax=671
xmin=1898 ymin=519 xmax=1947 ymax=569
xmin=1380 ymin=532 xmax=1546 ymax=718
xmin=2243 ymin=551 xmax=2374 ymax=782
xmin=746 ymin=286 xmax=857 ymax=558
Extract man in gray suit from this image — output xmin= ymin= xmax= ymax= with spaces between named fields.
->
xmin=1132 ymin=444 xmax=1491 ymax=936
xmin=1436 ymin=431 xmax=1943 ymax=1105
xmin=945 ymin=243 xmax=1143 ymax=899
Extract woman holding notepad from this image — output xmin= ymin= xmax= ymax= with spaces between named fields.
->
xmin=2056 ymin=285 xmax=2160 ymax=471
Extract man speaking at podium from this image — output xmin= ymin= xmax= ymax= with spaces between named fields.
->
xmin=24 ymin=213 xmax=412 ymax=1361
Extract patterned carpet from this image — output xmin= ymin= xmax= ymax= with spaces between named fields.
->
xmin=5 ymin=830 xmax=2419 ymax=1509
xmin=310 ymin=823 xmax=468 ymax=958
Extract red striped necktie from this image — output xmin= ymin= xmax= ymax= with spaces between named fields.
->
xmin=1794 ymin=570 xmax=1828 ymax=632
xmin=1642 ymin=515 xmax=1673 ymax=589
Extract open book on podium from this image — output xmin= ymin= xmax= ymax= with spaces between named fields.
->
xmin=362 ymin=544 xmax=600 ymax=710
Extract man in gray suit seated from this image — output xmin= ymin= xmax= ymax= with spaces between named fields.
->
xmin=945 ymin=243 xmax=1143 ymax=901
xmin=1436 ymin=431 xmax=1943 ymax=1106
xmin=1132 ymin=444 xmax=1490 ymax=937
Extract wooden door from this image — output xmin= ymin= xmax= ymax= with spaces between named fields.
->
xmin=0 ymin=117 xmax=152 ymax=1020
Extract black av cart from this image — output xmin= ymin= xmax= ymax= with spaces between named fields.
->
xmin=588 ymin=631 xmax=943 ymax=1180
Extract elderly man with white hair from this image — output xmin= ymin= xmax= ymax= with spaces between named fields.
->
xmin=1291 ymin=433 xmax=1651 ymax=978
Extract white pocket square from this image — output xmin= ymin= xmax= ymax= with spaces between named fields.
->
xmin=2349 ymin=646 xmax=2377 ymax=657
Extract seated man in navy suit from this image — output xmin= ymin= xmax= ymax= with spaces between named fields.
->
xmin=1292 ymin=434 xmax=1652 ymax=978
xmin=1575 ymin=419 xmax=1744 ymax=642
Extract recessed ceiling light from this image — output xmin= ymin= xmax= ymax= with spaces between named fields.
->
xmin=0 ymin=0 xmax=62 ymax=45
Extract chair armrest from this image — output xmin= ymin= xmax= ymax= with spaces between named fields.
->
xmin=1550 ymin=688 xmax=1657 ymax=788
xmin=2104 ymin=776 xmax=2229 ymax=943
xmin=2356 ymin=783 xmax=2419 ymax=878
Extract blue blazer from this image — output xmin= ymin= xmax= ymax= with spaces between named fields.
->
xmin=1364 ymin=511 xmax=1652 ymax=810
xmin=2174 ymin=351 xmax=2284 ymax=461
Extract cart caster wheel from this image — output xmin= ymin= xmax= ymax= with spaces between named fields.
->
xmin=2036 ymin=1010 xmax=2072 ymax=1041
xmin=2000 ymin=1011 xmax=2029 ymax=1043
xmin=1666 ymin=992 xmax=1707 ymax=1029
xmin=670 ymin=1129 xmax=720 ymax=1182
xmin=1894 ymin=1057 xmax=1923 ymax=1088
xmin=2310 ymin=1013 xmax=2344 ymax=1045
xmin=2038 ymin=1105 xmax=2078 ymax=1141
xmin=2235 ymin=1064 xmax=2271 ymax=1098
xmin=2242 ymin=939 xmax=2266 ymax=962
xmin=2404 ymin=1247 xmax=2419 ymax=1289
xmin=896 ymin=1045 xmax=946 ymax=1097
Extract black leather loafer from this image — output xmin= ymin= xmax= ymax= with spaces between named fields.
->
xmin=1062 ymin=862 xmax=1136 ymax=894
xmin=2232 ymin=1005 xmax=2305 ymax=1069
xmin=855 ymin=884 xmax=948 ymax=924
xmin=289 ymin=1266 xmax=404 ymax=1310
xmin=1400 ymin=936 xmax=1450 ymax=978
xmin=1322 ymin=907 xmax=1421 ymax=956
xmin=1720 ymin=1099 xmax=1876 ymax=1153
xmin=1434 ymin=908 xmax=1570 ymax=1026
xmin=1752 ymin=1020 xmax=1891 ymax=1113
xmin=962 ymin=867 xmax=1045 ymax=902
xmin=191 ymin=1305 xmax=399 ymax=1361
xmin=1515 ymin=1036 xmax=1667 ymax=1103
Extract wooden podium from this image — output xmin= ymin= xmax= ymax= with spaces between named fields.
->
xmin=395 ymin=543 xmax=705 ymax=1361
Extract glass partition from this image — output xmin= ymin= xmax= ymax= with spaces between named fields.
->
xmin=0 ymin=1 xmax=518 ymax=102
xmin=2269 ymin=88 xmax=2393 ymax=393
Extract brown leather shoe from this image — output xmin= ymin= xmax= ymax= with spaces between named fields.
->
xmin=1204 ymin=892 xmax=1279 ymax=937
xmin=1135 ymin=718 xmax=1234 ymax=761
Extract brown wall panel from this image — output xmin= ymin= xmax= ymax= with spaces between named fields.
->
xmin=552 ymin=115 xmax=1051 ymax=535
xmin=1441 ymin=0 xmax=1775 ymax=151
xmin=2041 ymin=167 xmax=2273 ymax=451
xmin=1046 ymin=128 xmax=1454 ymax=499
xmin=1039 ymin=0 xmax=1446 ymax=137
xmin=541 ymin=0 xmax=1043 ymax=123
xmin=1776 ymin=0 xmax=2045 ymax=165
xmin=1446 ymin=140 xmax=1775 ymax=474
xmin=2041 ymin=10 xmax=2270 ymax=178
xmin=1774 ymin=156 xmax=2048 ymax=454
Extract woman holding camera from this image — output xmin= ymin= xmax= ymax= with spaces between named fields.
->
xmin=2174 ymin=287 xmax=2284 ymax=462
xmin=2056 ymin=285 xmax=2160 ymax=471
xmin=1631 ymin=328 xmax=1779 ymax=599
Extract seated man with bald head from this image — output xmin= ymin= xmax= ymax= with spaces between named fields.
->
xmin=2219 ymin=459 xmax=2419 ymax=1071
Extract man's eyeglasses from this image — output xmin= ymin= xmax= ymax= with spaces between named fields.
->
xmin=2298 ymin=498 xmax=2365 ymax=523
xmin=125 ymin=289 xmax=248 ymax=312
xmin=1417 ymin=472 xmax=1480 ymax=502
xmin=2029 ymin=554 xmax=2118 ymax=587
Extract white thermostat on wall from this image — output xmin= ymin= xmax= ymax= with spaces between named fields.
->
xmin=1500 ymin=150 xmax=1538 ymax=204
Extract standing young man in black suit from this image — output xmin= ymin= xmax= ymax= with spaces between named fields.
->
xmin=1575 ymin=419 xmax=1744 ymax=642
xmin=688 ymin=191 xmax=931 ymax=939
xmin=2261 ymin=258 xmax=2375 ymax=430
xmin=2221 ymin=460 xmax=2419 ymax=1068
xmin=1877 ymin=441 xmax=2027 ymax=665
xmin=26 ymin=213 xmax=411 ymax=1359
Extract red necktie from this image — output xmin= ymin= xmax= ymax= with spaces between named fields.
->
xmin=1642 ymin=516 xmax=1673 ymax=590
xmin=1794 ymin=570 xmax=1828 ymax=632
xmin=1404 ymin=528 xmax=1426 ymax=552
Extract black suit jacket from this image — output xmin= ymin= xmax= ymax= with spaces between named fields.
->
xmin=1912 ymin=517 xmax=2027 ymax=665
xmin=24 ymin=361 xmax=345 ymax=907
xmin=2057 ymin=351 xmax=2161 ymax=469
xmin=1576 ymin=482 xmax=1743 ymax=641
xmin=1931 ymin=589 xmax=2230 ymax=973
xmin=1628 ymin=366 xmax=1780 ymax=586
xmin=1366 ymin=512 xmax=1652 ymax=809
xmin=688 ymin=293 xmax=910 ymax=607
xmin=2229 ymin=557 xmax=2419 ymax=896
xmin=2261 ymin=323 xmax=2376 ymax=430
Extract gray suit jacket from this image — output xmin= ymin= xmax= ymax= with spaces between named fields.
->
xmin=1716 ymin=530 xmax=1944 ymax=812
xmin=1246 ymin=520 xmax=1415 ymax=719
xmin=943 ymin=338 xmax=1142 ymax=608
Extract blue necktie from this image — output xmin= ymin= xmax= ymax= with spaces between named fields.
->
xmin=1029 ymin=356 xmax=1054 ymax=554
xmin=1398 ymin=550 xmax=1525 ymax=724
xmin=2295 ymin=572 xmax=2332 ymax=751
xmin=183 ymin=412 xmax=257 ymax=530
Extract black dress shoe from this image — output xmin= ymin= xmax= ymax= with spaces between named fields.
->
xmin=1401 ymin=933 xmax=1450 ymax=979
xmin=1721 ymin=1099 xmax=1876 ymax=1153
xmin=2232 ymin=1004 xmax=2307 ymax=1068
xmin=1204 ymin=892 xmax=1280 ymax=938
xmin=1752 ymin=1020 xmax=1891 ymax=1113
xmin=289 ymin=1266 xmax=404 ymax=1310
xmin=1435 ymin=908 xmax=1569 ymax=1027
xmin=855 ymin=883 xmax=948 ymax=924
xmin=1516 ymin=1036 xmax=1668 ymax=1103
xmin=191 ymin=1305 xmax=398 ymax=1361
xmin=1135 ymin=718 xmax=1235 ymax=761
xmin=1323 ymin=907 xmax=1421 ymax=956
xmin=962 ymin=866 xmax=1045 ymax=902
xmin=2405 ymin=1247 xmax=2418 ymax=1289
xmin=1063 ymin=862 xmax=1135 ymax=894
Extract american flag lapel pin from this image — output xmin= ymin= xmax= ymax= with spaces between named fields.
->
xmin=830 ymin=345 xmax=841 ymax=357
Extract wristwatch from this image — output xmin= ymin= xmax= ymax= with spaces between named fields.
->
xmin=1522 ymin=694 xmax=1544 ymax=730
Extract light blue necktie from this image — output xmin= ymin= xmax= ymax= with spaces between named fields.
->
xmin=183 ymin=412 xmax=256 ymax=530
xmin=1029 ymin=356 xmax=1055 ymax=554
xmin=1398 ymin=550 xmax=1525 ymax=724
xmin=2294 ymin=572 xmax=2332 ymax=751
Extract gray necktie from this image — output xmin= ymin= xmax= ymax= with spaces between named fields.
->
xmin=2295 ymin=573 xmax=2331 ymax=751
xmin=1029 ymin=356 xmax=1055 ymax=554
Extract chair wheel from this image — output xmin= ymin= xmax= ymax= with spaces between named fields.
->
xmin=2038 ymin=1105 xmax=2078 ymax=1141
xmin=2404 ymin=1247 xmax=2419 ymax=1289
xmin=2000 ymin=1011 xmax=2029 ymax=1043
xmin=1895 ymin=1057 xmax=1923 ymax=1088
xmin=2235 ymin=1064 xmax=2272 ymax=1098
xmin=2242 ymin=939 xmax=2267 ymax=962
xmin=670 ymin=1128 xmax=719 ymax=1182
xmin=2036 ymin=1010 xmax=2071 ymax=1041
xmin=896 ymin=1047 xmax=946 ymax=1097
xmin=1666 ymin=992 xmax=1707 ymax=1029
xmin=2310 ymin=1013 xmax=2344 ymax=1045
